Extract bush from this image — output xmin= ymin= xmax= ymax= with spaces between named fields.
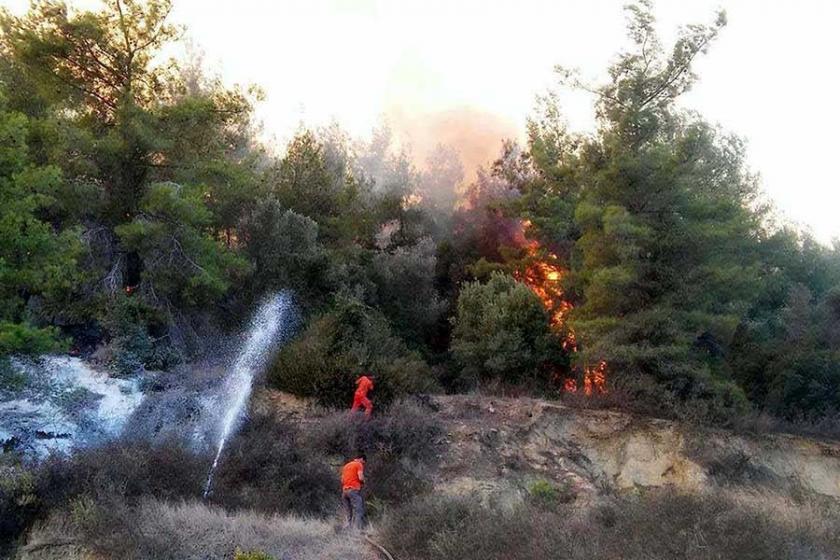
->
xmin=378 ymin=495 xmax=531 ymax=560
xmin=0 ymin=440 xmax=205 ymax=554
xmin=269 ymin=297 xmax=437 ymax=407
xmin=209 ymin=412 xmax=338 ymax=516
xmin=527 ymin=478 xmax=576 ymax=507
xmin=451 ymin=272 xmax=566 ymax=387
xmin=378 ymin=489 xmax=840 ymax=560
xmin=26 ymin=498 xmax=369 ymax=560
xmin=767 ymin=350 xmax=840 ymax=420
xmin=370 ymin=237 xmax=446 ymax=344
xmin=0 ymin=456 xmax=39 ymax=550
xmin=99 ymin=295 xmax=181 ymax=374
xmin=302 ymin=400 xmax=442 ymax=508
xmin=0 ymin=322 xmax=66 ymax=356
xmin=238 ymin=200 xmax=334 ymax=306
xmin=36 ymin=439 xmax=206 ymax=508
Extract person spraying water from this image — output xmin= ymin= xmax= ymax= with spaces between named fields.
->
xmin=202 ymin=292 xmax=295 ymax=499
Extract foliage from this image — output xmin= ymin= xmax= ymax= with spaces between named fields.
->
xmin=559 ymin=7 xmax=752 ymax=415
xmin=36 ymin=440 xmax=207 ymax=506
xmin=269 ymin=297 xmax=437 ymax=407
xmin=0 ymin=97 xmax=78 ymax=356
xmin=238 ymin=200 xmax=333 ymax=306
xmin=493 ymin=1 xmax=840 ymax=419
xmin=98 ymin=294 xmax=181 ymax=373
xmin=28 ymin=497 xmax=367 ymax=560
xmin=0 ymin=322 xmax=65 ymax=356
xmin=0 ymin=0 xmax=258 ymax=358
xmin=302 ymin=400 xmax=442 ymax=508
xmin=0 ymin=440 xmax=205 ymax=551
xmin=527 ymin=478 xmax=576 ymax=506
xmin=115 ymin=181 xmax=249 ymax=308
xmin=0 ymin=0 xmax=839 ymax=427
xmin=451 ymin=272 xmax=565 ymax=387
xmin=371 ymin=236 xmax=446 ymax=344
xmin=379 ymin=489 xmax=840 ymax=560
xmin=210 ymin=413 xmax=337 ymax=516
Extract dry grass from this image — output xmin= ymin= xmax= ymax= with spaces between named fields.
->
xmin=378 ymin=487 xmax=840 ymax=560
xmin=24 ymin=498 xmax=375 ymax=560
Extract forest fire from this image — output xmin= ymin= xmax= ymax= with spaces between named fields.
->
xmin=514 ymin=220 xmax=607 ymax=395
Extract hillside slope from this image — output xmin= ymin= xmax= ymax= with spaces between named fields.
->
xmin=426 ymin=394 xmax=840 ymax=501
xmin=16 ymin=391 xmax=840 ymax=560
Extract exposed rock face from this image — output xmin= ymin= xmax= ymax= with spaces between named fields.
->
xmin=429 ymin=394 xmax=840 ymax=501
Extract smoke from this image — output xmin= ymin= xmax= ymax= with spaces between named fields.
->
xmin=387 ymin=104 xmax=520 ymax=198
xmin=294 ymin=106 xmax=519 ymax=217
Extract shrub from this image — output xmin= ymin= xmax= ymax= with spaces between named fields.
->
xmin=302 ymin=400 xmax=442 ymax=508
xmin=269 ymin=297 xmax=437 ymax=407
xmin=35 ymin=439 xmax=206 ymax=511
xmin=26 ymin=498 xmax=369 ymax=560
xmin=451 ymin=272 xmax=566 ymax=387
xmin=238 ymin=201 xmax=334 ymax=306
xmin=0 ymin=440 xmax=205 ymax=554
xmin=304 ymin=400 xmax=441 ymax=462
xmin=526 ymin=478 xmax=576 ymax=507
xmin=209 ymin=413 xmax=337 ymax=515
xmin=99 ymin=295 xmax=181 ymax=374
xmin=0 ymin=456 xmax=39 ymax=550
xmin=370 ymin=237 xmax=446 ymax=344
xmin=0 ymin=322 xmax=66 ymax=356
xmin=378 ymin=495 xmax=531 ymax=560
xmin=767 ymin=350 xmax=840 ymax=420
xmin=527 ymin=479 xmax=557 ymax=501
xmin=378 ymin=489 xmax=840 ymax=560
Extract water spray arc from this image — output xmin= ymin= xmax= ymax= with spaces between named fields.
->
xmin=203 ymin=292 xmax=295 ymax=499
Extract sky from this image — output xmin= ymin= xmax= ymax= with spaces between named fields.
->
xmin=3 ymin=0 xmax=839 ymax=243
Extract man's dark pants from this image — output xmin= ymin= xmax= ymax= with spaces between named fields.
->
xmin=342 ymin=489 xmax=365 ymax=530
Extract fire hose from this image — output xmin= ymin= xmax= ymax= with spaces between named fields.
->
xmin=364 ymin=534 xmax=396 ymax=560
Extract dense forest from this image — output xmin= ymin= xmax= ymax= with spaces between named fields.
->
xmin=2 ymin=0 xmax=839 ymax=426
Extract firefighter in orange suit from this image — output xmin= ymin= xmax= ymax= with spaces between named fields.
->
xmin=350 ymin=374 xmax=374 ymax=417
xmin=341 ymin=455 xmax=366 ymax=530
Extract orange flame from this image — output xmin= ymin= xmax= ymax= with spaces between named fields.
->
xmin=583 ymin=360 xmax=607 ymax=396
xmin=513 ymin=220 xmax=607 ymax=395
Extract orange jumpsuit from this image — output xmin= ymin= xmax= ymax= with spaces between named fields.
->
xmin=341 ymin=459 xmax=365 ymax=529
xmin=351 ymin=375 xmax=374 ymax=417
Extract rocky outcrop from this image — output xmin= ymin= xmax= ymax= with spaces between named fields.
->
xmin=429 ymin=394 xmax=840 ymax=501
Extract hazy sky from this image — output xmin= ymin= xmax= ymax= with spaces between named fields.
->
xmin=3 ymin=0 xmax=839 ymax=243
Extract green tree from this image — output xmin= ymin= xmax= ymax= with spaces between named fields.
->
xmin=114 ymin=181 xmax=248 ymax=308
xmin=0 ymin=96 xmax=78 ymax=355
xmin=238 ymin=198 xmax=333 ymax=306
xmin=451 ymin=272 xmax=565 ymax=386
xmin=0 ymin=0 xmax=260 ymax=355
xmin=371 ymin=237 xmax=446 ymax=345
xmin=270 ymin=131 xmax=346 ymax=236
xmin=513 ymin=2 xmax=757 ymax=417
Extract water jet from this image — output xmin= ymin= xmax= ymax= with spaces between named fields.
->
xmin=202 ymin=292 xmax=295 ymax=498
